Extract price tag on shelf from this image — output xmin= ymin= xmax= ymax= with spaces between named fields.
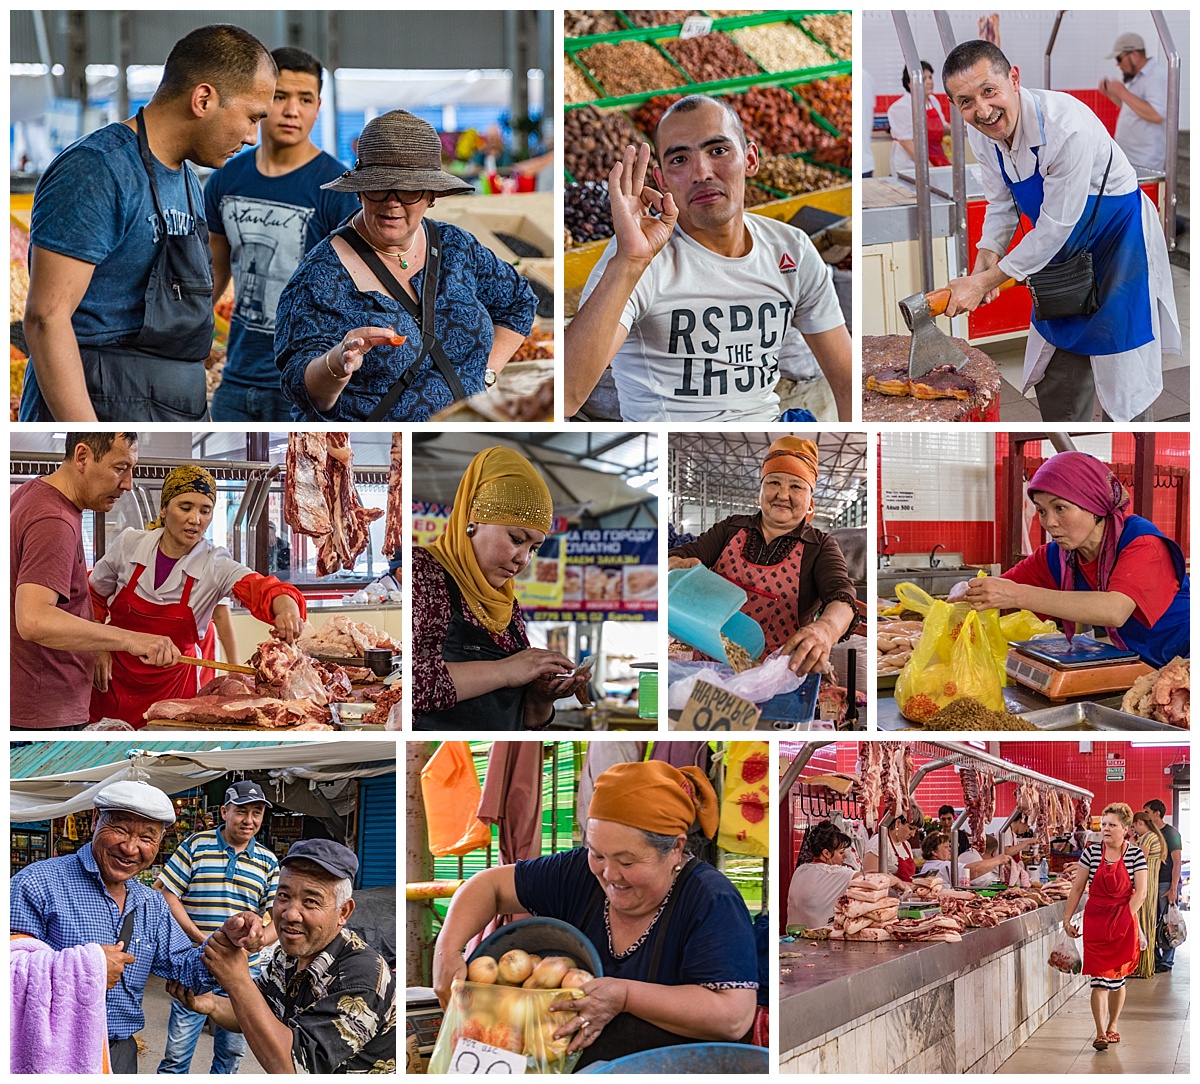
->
xmin=680 ymin=16 xmax=714 ymax=40
xmin=448 ymin=1037 xmax=525 ymax=1074
xmin=678 ymin=679 xmax=761 ymax=731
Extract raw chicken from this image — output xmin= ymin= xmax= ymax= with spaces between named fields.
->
xmin=1122 ymin=657 xmax=1190 ymax=728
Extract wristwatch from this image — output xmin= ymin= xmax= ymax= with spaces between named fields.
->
xmin=484 ymin=368 xmax=497 ymax=388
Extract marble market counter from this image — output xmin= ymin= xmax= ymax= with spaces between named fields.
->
xmin=780 ymin=901 xmax=1086 ymax=1073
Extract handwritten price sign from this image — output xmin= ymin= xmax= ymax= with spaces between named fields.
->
xmin=448 ymin=1037 xmax=526 ymax=1074
xmin=677 ymin=680 xmax=761 ymax=731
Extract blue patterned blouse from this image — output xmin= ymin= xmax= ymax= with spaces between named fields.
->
xmin=275 ymin=219 xmax=536 ymax=421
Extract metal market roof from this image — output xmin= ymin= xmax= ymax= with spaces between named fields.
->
xmin=10 ymin=740 xmax=291 ymax=781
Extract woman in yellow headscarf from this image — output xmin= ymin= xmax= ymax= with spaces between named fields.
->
xmin=413 ymin=446 xmax=586 ymax=730
xmin=668 ymin=436 xmax=857 ymax=674
xmin=88 ymin=465 xmax=305 ymax=727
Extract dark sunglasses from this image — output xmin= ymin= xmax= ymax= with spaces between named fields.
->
xmin=361 ymin=189 xmax=429 ymax=205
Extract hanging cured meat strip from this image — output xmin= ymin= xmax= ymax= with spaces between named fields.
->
xmin=383 ymin=433 xmax=403 ymax=558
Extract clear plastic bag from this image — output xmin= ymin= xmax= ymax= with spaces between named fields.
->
xmin=1047 ymin=928 xmax=1082 ymax=974
xmin=1165 ymin=903 xmax=1187 ymax=948
xmin=428 ymin=980 xmax=584 ymax=1074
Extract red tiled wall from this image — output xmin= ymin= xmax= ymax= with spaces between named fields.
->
xmin=875 ymin=91 xmax=1118 ymax=133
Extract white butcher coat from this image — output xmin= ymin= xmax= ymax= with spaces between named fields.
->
xmin=967 ymin=87 xmax=1180 ymax=420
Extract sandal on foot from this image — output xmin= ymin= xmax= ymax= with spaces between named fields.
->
xmin=1093 ymin=1038 xmax=1109 ymax=1051
xmin=1105 ymin=1031 xmax=1120 ymax=1044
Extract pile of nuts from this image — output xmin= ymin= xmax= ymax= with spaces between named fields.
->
xmin=754 ymin=154 xmax=843 ymax=195
xmin=564 ymin=58 xmax=597 ymax=104
xmin=623 ymin=10 xmax=698 ymax=28
xmin=732 ymin=22 xmax=833 ymax=74
xmin=564 ymin=10 xmax=623 ymax=38
xmin=565 ymin=181 xmax=616 ymax=245
xmin=576 ymin=40 xmax=687 ymax=98
xmin=742 ymin=183 xmax=774 ymax=207
xmin=663 ymin=31 xmax=761 ymax=82
xmin=801 ymin=13 xmax=852 ymax=60
xmin=796 ymin=76 xmax=853 ymax=137
xmin=729 ymin=86 xmax=833 ymax=156
xmin=563 ymin=106 xmax=647 ymax=182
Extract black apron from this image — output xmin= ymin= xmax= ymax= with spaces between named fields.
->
xmin=414 ymin=570 xmax=527 ymax=731
xmin=575 ymin=858 xmax=749 ymax=1069
xmin=24 ymin=109 xmax=214 ymax=422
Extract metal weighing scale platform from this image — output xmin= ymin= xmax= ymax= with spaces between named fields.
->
xmin=1005 ymin=635 xmax=1152 ymax=701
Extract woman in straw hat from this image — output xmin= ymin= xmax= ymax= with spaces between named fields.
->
xmin=275 ymin=110 xmax=537 ymax=421
xmin=433 ymin=760 xmax=759 ymax=1067
xmin=413 ymin=446 xmax=587 ymax=730
xmin=668 ymin=435 xmax=857 ymax=674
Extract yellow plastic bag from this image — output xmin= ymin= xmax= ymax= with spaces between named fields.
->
xmin=999 ymin=609 xmax=1059 ymax=643
xmin=895 ymin=608 xmax=1004 ymax=722
xmin=718 ymin=741 xmax=770 ymax=857
xmin=428 ymin=980 xmax=584 ymax=1074
xmin=894 ymin=579 xmax=1013 ymax=688
xmin=420 ymin=742 xmax=492 ymax=857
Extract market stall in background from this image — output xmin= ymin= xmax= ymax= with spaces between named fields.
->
xmin=877 ymin=431 xmax=1190 ymax=731
xmin=10 ymin=430 xmax=402 ymax=731
xmin=779 ymin=738 xmax=1189 ymax=1074
xmin=563 ymin=8 xmax=852 ymax=421
xmin=860 ymin=10 xmax=1189 ymax=423
xmin=9 ymin=9 xmax=554 ymax=422
xmin=667 ymin=432 xmax=867 ymax=731
xmin=411 ymin=432 xmax=659 ymax=730
xmin=405 ymin=740 xmax=769 ymax=1074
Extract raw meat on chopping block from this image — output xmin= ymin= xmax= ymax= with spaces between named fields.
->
xmin=863 ymin=335 xmax=1000 ymax=421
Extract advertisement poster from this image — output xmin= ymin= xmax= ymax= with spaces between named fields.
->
xmin=528 ymin=528 xmax=658 ymax=623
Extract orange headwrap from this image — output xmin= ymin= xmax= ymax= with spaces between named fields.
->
xmin=588 ymin=761 xmax=719 ymax=839
xmin=761 ymin=436 xmax=818 ymax=486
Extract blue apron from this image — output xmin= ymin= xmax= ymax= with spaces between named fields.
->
xmin=1047 ymin=515 xmax=1190 ymax=667
xmin=996 ymin=97 xmax=1153 ymax=356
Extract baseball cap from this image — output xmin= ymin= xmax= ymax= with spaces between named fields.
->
xmin=223 ymin=780 xmax=273 ymax=807
xmin=1107 ymin=32 xmax=1146 ymax=58
xmin=94 ymin=780 xmax=176 ymax=825
xmin=280 ymin=839 xmax=359 ymax=881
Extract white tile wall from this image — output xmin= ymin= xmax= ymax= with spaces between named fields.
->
xmin=880 ymin=431 xmax=994 ymax=521
xmin=863 ymin=9 xmax=1190 ymax=128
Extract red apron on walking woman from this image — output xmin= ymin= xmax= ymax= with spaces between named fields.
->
xmin=1083 ymin=842 xmax=1140 ymax=980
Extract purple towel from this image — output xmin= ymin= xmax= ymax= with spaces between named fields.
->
xmin=11 ymin=936 xmax=109 ymax=1074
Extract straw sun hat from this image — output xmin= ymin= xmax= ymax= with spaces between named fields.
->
xmin=321 ymin=109 xmax=473 ymax=196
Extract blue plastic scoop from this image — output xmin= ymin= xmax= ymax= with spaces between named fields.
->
xmin=667 ymin=565 xmax=766 ymax=665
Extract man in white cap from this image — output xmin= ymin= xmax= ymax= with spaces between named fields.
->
xmin=156 ymin=780 xmax=280 ymax=1074
xmin=169 ymin=839 xmax=396 ymax=1073
xmin=1099 ymin=32 xmax=1169 ymax=171
xmin=10 ymin=780 xmax=265 ymax=1073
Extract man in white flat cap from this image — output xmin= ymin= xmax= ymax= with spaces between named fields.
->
xmin=1099 ymin=32 xmax=1169 ymax=171
xmin=10 ymin=779 xmax=266 ymax=1073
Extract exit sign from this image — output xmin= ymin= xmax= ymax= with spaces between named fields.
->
xmin=1107 ymin=767 xmax=1126 ymax=781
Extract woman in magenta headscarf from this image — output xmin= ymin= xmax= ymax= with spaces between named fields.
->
xmin=962 ymin=451 xmax=1189 ymax=667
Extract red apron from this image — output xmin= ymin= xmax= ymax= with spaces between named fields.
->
xmin=1082 ymin=843 xmax=1140 ymax=980
xmin=89 ymin=562 xmax=201 ymax=727
xmin=712 ymin=528 xmax=807 ymax=652
xmin=926 ymin=101 xmax=950 ymax=167
xmin=894 ymin=839 xmax=916 ymax=882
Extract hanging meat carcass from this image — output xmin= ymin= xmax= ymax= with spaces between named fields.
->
xmin=1015 ymin=781 xmax=1037 ymax=822
xmin=1035 ymin=785 xmax=1051 ymax=847
xmin=856 ymin=744 xmax=885 ymax=833
xmin=960 ymin=767 xmax=986 ymax=852
xmin=1074 ymin=794 xmax=1092 ymax=828
xmin=982 ymin=771 xmax=996 ymax=831
xmin=883 ymin=743 xmax=908 ymax=822
xmin=383 ymin=432 xmax=403 ymax=558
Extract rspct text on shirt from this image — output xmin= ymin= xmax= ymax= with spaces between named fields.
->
xmin=666 ymin=300 xmax=795 ymax=355
xmin=673 ymin=354 xmax=780 ymax=398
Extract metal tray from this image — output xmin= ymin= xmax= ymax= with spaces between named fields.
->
xmin=1022 ymin=701 xmax=1182 ymax=732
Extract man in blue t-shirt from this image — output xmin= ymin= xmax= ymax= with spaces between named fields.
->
xmin=206 ymin=47 xmax=360 ymax=421
xmin=21 ymin=24 xmax=277 ymax=422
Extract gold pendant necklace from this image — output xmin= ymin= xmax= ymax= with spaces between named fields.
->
xmin=354 ymin=217 xmax=420 ymax=269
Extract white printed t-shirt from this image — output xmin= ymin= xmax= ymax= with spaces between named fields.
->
xmin=582 ymin=212 xmax=845 ymax=421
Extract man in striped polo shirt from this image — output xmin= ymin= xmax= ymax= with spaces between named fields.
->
xmin=156 ymin=780 xmax=279 ymax=1074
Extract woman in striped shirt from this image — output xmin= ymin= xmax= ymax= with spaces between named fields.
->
xmin=1062 ymin=802 xmax=1148 ymax=1051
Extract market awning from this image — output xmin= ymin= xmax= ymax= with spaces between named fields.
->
xmin=11 ymin=740 xmax=397 ymax=821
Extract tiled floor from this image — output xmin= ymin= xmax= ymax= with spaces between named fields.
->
xmin=996 ymin=947 xmax=1190 ymax=1074
xmin=984 ymin=263 xmax=1191 ymax=422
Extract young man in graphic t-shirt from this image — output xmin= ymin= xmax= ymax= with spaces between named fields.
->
xmin=566 ymin=94 xmax=851 ymax=422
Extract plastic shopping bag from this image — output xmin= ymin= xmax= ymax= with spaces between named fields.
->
xmin=420 ymin=742 xmax=492 ymax=857
xmin=428 ymin=980 xmax=584 ymax=1074
xmin=895 ymin=608 xmax=1005 ymax=722
xmin=1165 ymin=903 xmax=1187 ymax=948
xmin=1047 ymin=928 xmax=1083 ymax=974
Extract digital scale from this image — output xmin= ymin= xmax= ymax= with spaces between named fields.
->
xmin=406 ymin=987 xmax=444 ymax=1066
xmin=1005 ymin=635 xmax=1152 ymax=701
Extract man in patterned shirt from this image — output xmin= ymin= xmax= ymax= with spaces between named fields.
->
xmin=10 ymin=780 xmax=263 ymax=1073
xmin=156 ymin=780 xmax=280 ymax=1074
xmin=168 ymin=839 xmax=396 ymax=1072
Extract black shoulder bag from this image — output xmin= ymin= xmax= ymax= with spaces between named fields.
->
xmin=1019 ymin=148 xmax=1112 ymax=322
xmin=335 ymin=220 xmax=467 ymax=421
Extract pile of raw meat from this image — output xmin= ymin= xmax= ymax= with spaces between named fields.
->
xmin=829 ymin=872 xmax=898 ymax=940
xmin=854 ymin=742 xmax=914 ymax=833
xmin=285 ymin=433 xmax=384 ymax=577
xmin=938 ymin=888 xmax=1042 ymax=927
xmin=383 ymin=432 xmax=403 ymax=558
xmin=1014 ymin=780 xmax=1078 ymax=847
xmin=1122 ymin=657 xmax=1189 ymax=728
xmin=296 ymin=615 xmax=400 ymax=658
xmin=145 ymin=640 xmax=353 ymax=730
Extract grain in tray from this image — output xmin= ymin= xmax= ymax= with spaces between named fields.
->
xmin=564 ymin=57 xmax=597 ymax=104
xmin=732 ymin=22 xmax=834 ymax=75
xmin=576 ymin=41 xmax=686 ymax=99
xmin=801 ymin=13 xmax=852 ymax=60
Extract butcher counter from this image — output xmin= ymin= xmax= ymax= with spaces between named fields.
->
xmin=224 ymin=600 xmax=401 ymax=654
xmin=780 ymin=901 xmax=1085 ymax=1074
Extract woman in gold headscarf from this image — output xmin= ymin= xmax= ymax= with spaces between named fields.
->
xmin=668 ymin=436 xmax=857 ymax=673
xmin=413 ymin=446 xmax=587 ymax=730
xmin=432 ymin=760 xmax=759 ymax=1068
xmin=88 ymin=465 xmax=306 ymax=727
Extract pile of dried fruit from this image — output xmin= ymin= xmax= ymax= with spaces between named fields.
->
xmin=796 ymin=76 xmax=853 ymax=136
xmin=728 ymin=86 xmax=834 ymax=155
xmin=755 ymin=154 xmax=843 ymax=195
xmin=623 ymin=10 xmax=698 ymax=28
xmin=565 ymin=181 xmax=615 ymax=245
xmin=564 ymin=106 xmax=646 ymax=183
xmin=564 ymin=10 xmax=623 ymax=38
xmin=732 ymin=22 xmax=834 ymax=73
xmin=564 ymin=57 xmax=597 ymax=104
xmin=663 ymin=31 xmax=761 ymax=82
xmin=801 ymin=13 xmax=852 ymax=60
xmin=576 ymin=40 xmax=686 ymax=98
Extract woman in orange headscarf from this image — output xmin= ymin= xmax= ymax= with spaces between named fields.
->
xmin=412 ymin=446 xmax=587 ymax=730
xmin=432 ymin=760 xmax=759 ymax=1068
xmin=668 ymin=436 xmax=858 ymax=673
